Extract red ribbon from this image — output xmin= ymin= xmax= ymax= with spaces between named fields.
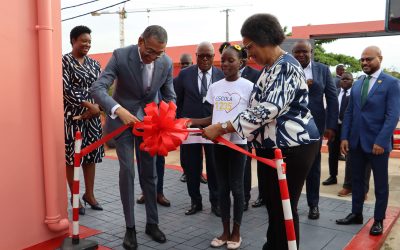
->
xmin=133 ymin=101 xmax=276 ymax=169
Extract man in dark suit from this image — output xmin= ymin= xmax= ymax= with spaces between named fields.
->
xmin=174 ymin=41 xmax=224 ymax=216
xmin=337 ymin=46 xmax=400 ymax=236
xmin=292 ymin=40 xmax=339 ymax=220
xmin=324 ymin=72 xmax=353 ymax=185
xmin=238 ymin=53 xmax=260 ymax=211
xmin=333 ymin=64 xmax=345 ymax=89
xmin=91 ymin=25 xmax=176 ymax=249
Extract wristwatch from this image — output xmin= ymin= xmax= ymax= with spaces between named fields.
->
xmin=221 ymin=122 xmax=229 ymax=134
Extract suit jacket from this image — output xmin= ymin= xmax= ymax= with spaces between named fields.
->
xmin=174 ymin=65 xmax=224 ymax=119
xmin=307 ymin=61 xmax=339 ymax=135
xmin=341 ymin=72 xmax=400 ymax=153
xmin=90 ymin=45 xmax=176 ymax=133
xmin=241 ymin=66 xmax=260 ymax=84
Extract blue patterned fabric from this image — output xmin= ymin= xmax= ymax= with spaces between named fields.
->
xmin=231 ymin=53 xmax=320 ymax=148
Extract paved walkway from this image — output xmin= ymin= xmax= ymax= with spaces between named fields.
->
xmin=72 ymin=157 xmax=376 ymax=250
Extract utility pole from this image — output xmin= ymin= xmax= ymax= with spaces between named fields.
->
xmin=221 ymin=9 xmax=233 ymax=42
xmin=119 ymin=8 xmax=127 ymax=47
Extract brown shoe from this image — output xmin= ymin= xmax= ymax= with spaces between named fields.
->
xmin=136 ymin=194 xmax=145 ymax=204
xmin=157 ymin=194 xmax=171 ymax=207
xmin=338 ymin=188 xmax=352 ymax=197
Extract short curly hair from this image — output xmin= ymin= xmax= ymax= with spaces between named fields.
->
xmin=70 ymin=25 xmax=91 ymax=45
xmin=241 ymin=13 xmax=285 ymax=47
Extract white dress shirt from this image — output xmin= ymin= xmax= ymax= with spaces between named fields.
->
xmin=303 ymin=61 xmax=313 ymax=80
xmin=197 ymin=67 xmax=212 ymax=94
xmin=338 ymin=87 xmax=351 ymax=124
xmin=366 ymin=68 xmax=383 ymax=93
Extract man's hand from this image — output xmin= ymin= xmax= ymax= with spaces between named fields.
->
xmin=115 ymin=107 xmax=140 ymax=125
xmin=340 ymin=140 xmax=349 ymax=155
xmin=372 ymin=144 xmax=384 ymax=155
xmin=202 ymin=123 xmax=224 ymax=141
xmin=324 ymin=129 xmax=336 ymax=142
xmin=81 ymin=103 xmax=101 ymax=120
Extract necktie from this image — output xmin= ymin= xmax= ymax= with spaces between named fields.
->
xmin=339 ymin=89 xmax=348 ymax=121
xmin=142 ymin=63 xmax=150 ymax=92
xmin=200 ymin=71 xmax=208 ymax=97
xmin=361 ymin=75 xmax=372 ymax=106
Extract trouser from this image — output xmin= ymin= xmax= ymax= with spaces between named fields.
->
xmin=306 ymin=138 xmax=323 ymax=207
xmin=258 ymin=142 xmax=320 ymax=250
xmin=115 ymin=130 xmax=158 ymax=227
xmin=343 ymin=153 xmax=371 ymax=192
xmin=215 ymin=144 xmax=247 ymax=225
xmin=328 ymin=125 xmax=341 ymax=177
xmin=181 ymin=143 xmax=218 ymax=206
xmin=350 ymin=145 xmax=389 ymax=220
xmin=136 ymin=146 xmax=165 ymax=194
xmin=243 ymin=145 xmax=253 ymax=203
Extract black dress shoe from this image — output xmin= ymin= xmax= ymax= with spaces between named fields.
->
xmin=123 ymin=227 xmax=137 ymax=250
xmin=185 ymin=203 xmax=203 ymax=215
xmin=252 ymin=197 xmax=265 ymax=208
xmin=145 ymin=223 xmax=166 ymax=243
xmin=322 ymin=176 xmax=337 ymax=185
xmin=82 ymin=195 xmax=103 ymax=210
xmin=308 ymin=206 xmax=320 ymax=220
xmin=180 ymin=173 xmax=187 ymax=182
xmin=244 ymin=201 xmax=249 ymax=211
xmin=200 ymin=175 xmax=208 ymax=184
xmin=336 ymin=213 xmax=363 ymax=225
xmin=370 ymin=220 xmax=383 ymax=235
xmin=211 ymin=205 xmax=221 ymax=217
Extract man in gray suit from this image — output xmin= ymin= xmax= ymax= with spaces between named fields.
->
xmin=90 ymin=25 xmax=176 ymax=250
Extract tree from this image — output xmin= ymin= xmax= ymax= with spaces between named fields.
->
xmin=384 ymin=68 xmax=400 ymax=79
xmin=313 ymin=40 xmax=361 ymax=73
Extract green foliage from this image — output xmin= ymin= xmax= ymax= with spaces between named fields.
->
xmin=384 ymin=68 xmax=400 ymax=79
xmin=314 ymin=39 xmax=361 ymax=73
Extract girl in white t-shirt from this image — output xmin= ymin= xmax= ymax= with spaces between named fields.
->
xmin=190 ymin=43 xmax=254 ymax=249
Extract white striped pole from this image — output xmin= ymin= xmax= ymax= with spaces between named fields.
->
xmin=274 ymin=149 xmax=297 ymax=250
xmin=72 ymin=131 xmax=82 ymax=244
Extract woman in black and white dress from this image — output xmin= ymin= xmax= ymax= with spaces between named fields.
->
xmin=63 ymin=26 xmax=104 ymax=215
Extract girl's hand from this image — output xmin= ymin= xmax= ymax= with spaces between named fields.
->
xmin=202 ymin=123 xmax=224 ymax=141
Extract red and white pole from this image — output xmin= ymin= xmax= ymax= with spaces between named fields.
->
xmin=274 ymin=149 xmax=297 ymax=250
xmin=72 ymin=131 xmax=82 ymax=244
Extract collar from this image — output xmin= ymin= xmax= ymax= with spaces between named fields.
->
xmin=239 ymin=66 xmax=246 ymax=75
xmin=369 ymin=68 xmax=382 ymax=79
xmin=303 ymin=61 xmax=312 ymax=70
xmin=341 ymin=87 xmax=351 ymax=93
xmin=198 ymin=66 xmax=212 ymax=75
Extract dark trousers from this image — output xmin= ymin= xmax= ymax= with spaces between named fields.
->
xmin=257 ymin=142 xmax=320 ymax=250
xmin=328 ymin=125 xmax=342 ymax=177
xmin=136 ymin=147 xmax=165 ymax=194
xmin=244 ymin=146 xmax=253 ymax=203
xmin=115 ymin=130 xmax=158 ymax=227
xmin=181 ymin=143 xmax=218 ymax=206
xmin=180 ymin=147 xmax=202 ymax=176
xmin=215 ymin=144 xmax=247 ymax=225
xmin=343 ymin=154 xmax=371 ymax=192
xmin=350 ymin=145 xmax=389 ymax=220
xmin=306 ymin=138 xmax=323 ymax=207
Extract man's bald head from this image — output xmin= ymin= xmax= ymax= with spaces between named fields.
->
xmin=292 ymin=40 xmax=313 ymax=68
xmin=196 ymin=41 xmax=215 ymax=72
xmin=179 ymin=53 xmax=193 ymax=69
xmin=360 ymin=46 xmax=383 ymax=75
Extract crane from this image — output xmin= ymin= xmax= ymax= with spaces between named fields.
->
xmin=91 ymin=4 xmax=250 ymax=47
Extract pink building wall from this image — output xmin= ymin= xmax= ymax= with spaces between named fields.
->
xmin=0 ymin=1 xmax=69 ymax=249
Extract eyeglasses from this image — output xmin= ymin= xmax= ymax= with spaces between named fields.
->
xmin=242 ymin=41 xmax=254 ymax=52
xmin=196 ymin=53 xmax=214 ymax=60
xmin=143 ymin=39 xmax=165 ymax=57
xmin=359 ymin=57 xmax=376 ymax=63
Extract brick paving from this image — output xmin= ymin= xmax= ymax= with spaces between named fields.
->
xmin=71 ymin=158 xmax=374 ymax=250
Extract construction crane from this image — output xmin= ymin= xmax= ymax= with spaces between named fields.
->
xmin=91 ymin=4 xmax=250 ymax=47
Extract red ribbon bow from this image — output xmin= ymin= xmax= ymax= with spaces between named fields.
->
xmin=132 ymin=101 xmax=194 ymax=156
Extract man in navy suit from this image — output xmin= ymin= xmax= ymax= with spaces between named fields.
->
xmin=174 ymin=41 xmax=224 ymax=216
xmin=292 ymin=40 xmax=339 ymax=220
xmin=336 ymin=46 xmax=400 ymax=236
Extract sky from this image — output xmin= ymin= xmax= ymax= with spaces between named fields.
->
xmin=61 ymin=0 xmax=400 ymax=71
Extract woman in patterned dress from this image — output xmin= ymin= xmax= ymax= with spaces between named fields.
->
xmin=202 ymin=14 xmax=321 ymax=250
xmin=63 ymin=26 xmax=104 ymax=215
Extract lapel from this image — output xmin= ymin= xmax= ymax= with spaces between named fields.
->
xmin=128 ymin=45 xmax=144 ymax=94
xmin=367 ymin=72 xmax=384 ymax=100
xmin=311 ymin=62 xmax=319 ymax=82
xmin=353 ymin=76 xmax=364 ymax=108
xmin=241 ymin=66 xmax=249 ymax=79
xmin=192 ymin=65 xmax=202 ymax=98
